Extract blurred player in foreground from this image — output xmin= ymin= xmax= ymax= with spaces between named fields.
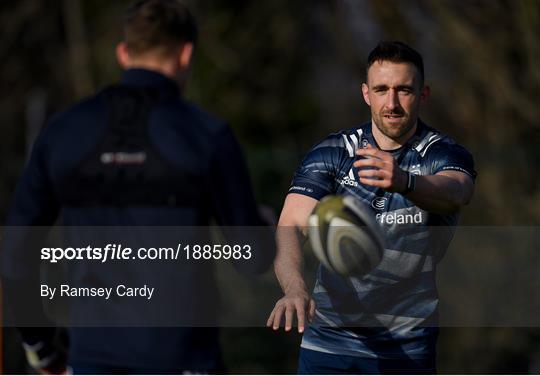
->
xmin=267 ymin=41 xmax=476 ymax=374
xmin=1 ymin=0 xmax=273 ymax=373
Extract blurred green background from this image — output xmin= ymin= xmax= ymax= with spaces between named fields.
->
xmin=1 ymin=0 xmax=539 ymax=373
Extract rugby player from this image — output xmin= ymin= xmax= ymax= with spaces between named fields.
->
xmin=1 ymin=0 xmax=273 ymax=373
xmin=267 ymin=41 xmax=476 ymax=374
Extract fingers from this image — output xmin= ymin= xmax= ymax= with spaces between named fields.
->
xmin=358 ymin=177 xmax=386 ymax=187
xmin=270 ymin=304 xmax=285 ymax=330
xmin=353 ymin=158 xmax=385 ymax=169
xmin=267 ymin=297 xmax=312 ymax=333
xmin=354 ymin=144 xmax=402 ymax=190
xmin=285 ymin=303 xmax=294 ymax=331
xmin=296 ymin=302 xmax=306 ymax=333
xmin=266 ymin=307 xmax=276 ymax=328
xmin=357 ymin=169 xmax=389 ymax=180
xmin=356 ymin=144 xmax=387 ymax=159
xmin=308 ymin=299 xmax=316 ymax=323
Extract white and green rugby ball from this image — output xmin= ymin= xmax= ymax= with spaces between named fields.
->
xmin=308 ymin=195 xmax=384 ymax=276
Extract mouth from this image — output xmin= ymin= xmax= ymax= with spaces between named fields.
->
xmin=383 ymin=114 xmax=404 ymax=123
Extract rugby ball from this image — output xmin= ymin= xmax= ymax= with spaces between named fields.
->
xmin=308 ymin=195 xmax=384 ymax=276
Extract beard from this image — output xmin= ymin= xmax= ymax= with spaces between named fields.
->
xmin=372 ymin=108 xmax=417 ymax=141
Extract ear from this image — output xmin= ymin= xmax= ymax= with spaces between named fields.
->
xmin=116 ymin=42 xmax=130 ymax=69
xmin=420 ymin=85 xmax=430 ymax=105
xmin=178 ymin=42 xmax=194 ymax=70
xmin=361 ymin=83 xmax=371 ymax=106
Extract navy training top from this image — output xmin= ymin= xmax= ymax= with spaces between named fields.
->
xmin=289 ymin=120 xmax=476 ymax=359
xmin=1 ymin=69 xmax=274 ymax=371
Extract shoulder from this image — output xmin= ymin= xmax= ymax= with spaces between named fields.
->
xmin=308 ymin=123 xmax=370 ymax=156
xmin=50 ymin=94 xmax=104 ymax=127
xmin=162 ymin=99 xmax=228 ymax=135
xmin=414 ymin=122 xmax=473 ymax=159
xmin=38 ymin=94 xmax=106 ymax=146
xmin=293 ymin=124 xmax=369 ymax=176
xmin=414 ymin=122 xmax=476 ymax=178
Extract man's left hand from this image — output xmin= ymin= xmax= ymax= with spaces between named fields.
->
xmin=353 ymin=144 xmax=407 ymax=192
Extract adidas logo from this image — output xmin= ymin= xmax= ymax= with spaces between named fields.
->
xmin=338 ymin=169 xmax=358 ymax=187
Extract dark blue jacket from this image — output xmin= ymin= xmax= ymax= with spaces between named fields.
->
xmin=2 ymin=69 xmax=274 ymax=371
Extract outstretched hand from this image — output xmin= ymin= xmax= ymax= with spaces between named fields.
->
xmin=266 ymin=288 xmax=315 ymax=333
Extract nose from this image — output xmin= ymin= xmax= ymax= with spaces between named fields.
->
xmin=385 ymin=88 xmax=400 ymax=111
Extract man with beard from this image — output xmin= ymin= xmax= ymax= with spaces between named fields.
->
xmin=267 ymin=41 xmax=476 ymax=374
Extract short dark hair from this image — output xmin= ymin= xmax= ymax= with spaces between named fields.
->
xmin=123 ymin=0 xmax=197 ymax=57
xmin=367 ymin=41 xmax=424 ymax=84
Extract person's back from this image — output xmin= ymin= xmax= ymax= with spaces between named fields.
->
xmin=1 ymin=0 xmax=273 ymax=373
xmin=44 ymin=69 xmax=258 ymax=228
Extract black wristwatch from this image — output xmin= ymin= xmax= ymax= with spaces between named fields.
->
xmin=402 ymin=172 xmax=417 ymax=194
